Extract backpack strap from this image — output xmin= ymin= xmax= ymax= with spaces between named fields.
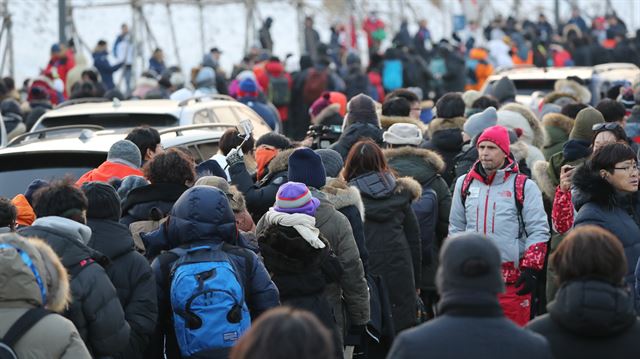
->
xmin=513 ymin=173 xmax=528 ymax=238
xmin=460 ymin=173 xmax=474 ymax=206
xmin=221 ymin=243 xmax=254 ymax=304
xmin=2 ymin=308 xmax=51 ymax=349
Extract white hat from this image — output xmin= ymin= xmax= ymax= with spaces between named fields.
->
xmin=383 ymin=123 xmax=423 ymax=146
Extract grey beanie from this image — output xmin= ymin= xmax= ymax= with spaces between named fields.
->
xmin=315 ymin=148 xmax=344 ymax=178
xmin=464 ymin=106 xmax=498 ymax=138
xmin=436 ymin=233 xmax=505 ymax=295
xmin=108 ymin=140 xmax=142 ymax=168
xmin=539 ymin=103 xmax=562 ymax=119
xmin=117 ymin=175 xmax=148 ymax=203
xmin=344 ymin=94 xmax=379 ymax=129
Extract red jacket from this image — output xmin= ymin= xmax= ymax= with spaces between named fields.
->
xmin=76 ymin=161 xmax=143 ymax=186
xmin=362 ymin=18 xmax=384 ymax=47
xmin=260 ymin=61 xmax=292 ymax=121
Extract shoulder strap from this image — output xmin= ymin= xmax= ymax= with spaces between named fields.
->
xmin=460 ymin=173 xmax=474 ymax=205
xmin=2 ymin=308 xmax=51 ymax=348
xmin=221 ymin=243 xmax=254 ymax=304
xmin=514 ymin=174 xmax=528 ymax=237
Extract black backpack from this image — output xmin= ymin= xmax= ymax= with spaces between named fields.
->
xmin=0 ymin=308 xmax=51 ymax=359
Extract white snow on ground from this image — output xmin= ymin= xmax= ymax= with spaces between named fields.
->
xmin=7 ymin=0 xmax=640 ymax=85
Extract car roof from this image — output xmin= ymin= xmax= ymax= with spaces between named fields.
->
xmin=488 ymin=63 xmax=639 ymax=81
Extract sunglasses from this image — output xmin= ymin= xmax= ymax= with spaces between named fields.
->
xmin=592 ymin=123 xmax=621 ymax=131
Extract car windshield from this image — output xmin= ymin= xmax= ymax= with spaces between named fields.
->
xmin=506 ymin=78 xmax=591 ymax=95
xmin=0 ymin=152 xmax=106 ymax=198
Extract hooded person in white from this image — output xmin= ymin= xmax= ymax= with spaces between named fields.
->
xmin=497 ymin=103 xmax=546 ymax=170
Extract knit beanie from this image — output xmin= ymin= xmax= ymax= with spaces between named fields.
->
xmin=255 ymin=132 xmax=292 ymax=150
xmin=477 ymin=125 xmax=510 ymax=156
xmin=618 ymin=87 xmax=636 ymax=110
xmin=383 ymin=123 xmax=423 ymax=146
xmin=288 ymin=147 xmax=326 ymax=189
xmin=117 ymin=175 xmax=148 ymax=203
xmin=464 ymin=106 xmax=497 ymax=138
xmin=107 ymin=140 xmax=142 ymax=168
xmin=309 ymin=92 xmax=332 ymax=118
xmin=436 ymin=232 xmax=505 ymax=294
xmin=315 ymin=149 xmax=344 ymax=178
xmin=274 ymin=182 xmax=320 ymax=217
xmin=492 ymin=76 xmax=516 ymax=104
xmin=344 ymin=93 xmax=379 ymax=129
xmin=81 ymin=182 xmax=122 ymax=221
xmin=462 ymin=90 xmax=482 ymax=109
xmin=24 ymin=179 xmax=49 ymax=206
xmin=570 ymin=107 xmax=605 ymax=141
xmin=238 ymin=78 xmax=258 ymax=97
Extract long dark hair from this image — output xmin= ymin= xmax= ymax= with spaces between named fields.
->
xmin=342 ymin=139 xmax=392 ymax=181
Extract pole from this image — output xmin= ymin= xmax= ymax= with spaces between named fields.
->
xmin=58 ymin=0 xmax=66 ymax=44
xmin=296 ymin=0 xmax=304 ymax=55
xmin=198 ymin=0 xmax=205 ymax=56
xmin=165 ymin=3 xmax=182 ymax=66
xmin=6 ymin=0 xmax=12 ymax=78
xmin=554 ymin=0 xmax=560 ymax=29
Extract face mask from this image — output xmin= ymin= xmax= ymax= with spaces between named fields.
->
xmin=255 ymin=147 xmax=279 ymax=180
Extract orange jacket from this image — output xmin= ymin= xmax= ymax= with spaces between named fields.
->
xmin=465 ymin=48 xmax=494 ymax=91
xmin=12 ymin=194 xmax=36 ymax=227
xmin=76 ymin=161 xmax=144 ymax=186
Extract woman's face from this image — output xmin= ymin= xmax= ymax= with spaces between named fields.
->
xmin=604 ymin=159 xmax=639 ymax=193
xmin=593 ymin=131 xmax=619 ymax=153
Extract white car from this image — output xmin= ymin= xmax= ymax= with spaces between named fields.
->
xmin=482 ymin=63 xmax=640 ymax=106
xmin=29 ymin=95 xmax=273 ymax=139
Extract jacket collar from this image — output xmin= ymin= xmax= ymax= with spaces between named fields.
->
xmin=438 ymin=290 xmax=504 ymax=317
xmin=468 ymin=156 xmax=518 ymax=185
xmin=32 ymin=216 xmax=92 ymax=245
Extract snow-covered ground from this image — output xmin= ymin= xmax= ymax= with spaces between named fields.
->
xmin=7 ymin=0 xmax=640 ymax=85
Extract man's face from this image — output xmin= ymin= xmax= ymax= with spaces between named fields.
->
xmin=478 ymin=141 xmax=506 ymax=172
xmin=122 ymin=24 xmax=129 ymax=34
xmin=409 ymin=101 xmax=421 ymax=120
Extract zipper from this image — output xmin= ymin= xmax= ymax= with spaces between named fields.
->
xmin=492 ymin=202 xmax=496 ymax=233
xmin=483 ymin=187 xmax=491 ymax=234
xmin=185 ymin=289 xmax=240 ymax=319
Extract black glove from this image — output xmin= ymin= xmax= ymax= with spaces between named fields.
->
xmin=515 ymin=268 xmax=538 ymax=296
xmin=225 ymin=148 xmax=244 ymax=168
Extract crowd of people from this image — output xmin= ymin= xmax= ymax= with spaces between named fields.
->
xmin=2 ymin=5 xmax=640 ymax=359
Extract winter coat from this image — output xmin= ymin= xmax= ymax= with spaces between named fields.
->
xmin=230 ymin=149 xmax=293 ymax=223
xmin=330 ymin=122 xmax=384 ymax=160
xmin=388 ymin=291 xmax=553 ymax=359
xmin=93 ymin=50 xmax=123 ymax=90
xmin=11 ymin=194 xmax=36 ymax=227
xmin=19 ymin=216 xmax=130 ymax=357
xmin=423 ymin=116 xmax=465 ymax=185
xmin=148 ymin=57 xmax=165 ymax=76
xmin=497 ymin=104 xmax=547 ymax=170
xmin=258 ymin=224 xmax=343 ymax=358
xmin=449 ymin=158 xmax=550 ymax=283
xmin=350 ymin=171 xmax=421 ymax=333
xmin=120 ymin=183 xmax=188 ymax=226
xmin=528 ymin=280 xmax=640 ymax=359
xmin=147 ymin=186 xmax=280 ymax=359
xmin=541 ymin=113 xmax=573 ymax=160
xmin=256 ymin=189 xmax=370 ymax=339
xmin=572 ymin=164 xmax=640 ymax=295
xmin=76 ymin=161 xmax=143 ymax=187
xmin=385 ymin=146 xmax=451 ymax=290
xmin=0 ymin=235 xmax=91 ymax=359
xmin=238 ymin=95 xmax=280 ymax=131
xmin=86 ymin=219 xmax=157 ymax=359
xmin=321 ymin=178 xmax=369 ymax=272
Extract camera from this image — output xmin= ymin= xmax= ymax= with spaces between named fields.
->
xmin=307 ymin=124 xmax=342 ymax=149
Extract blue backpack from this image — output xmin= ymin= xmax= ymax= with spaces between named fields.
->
xmin=382 ymin=59 xmax=403 ymax=91
xmin=170 ymin=245 xmax=251 ymax=358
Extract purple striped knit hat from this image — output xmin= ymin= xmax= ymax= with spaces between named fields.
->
xmin=274 ymin=182 xmax=321 ymax=216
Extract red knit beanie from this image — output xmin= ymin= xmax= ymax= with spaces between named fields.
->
xmin=477 ymin=125 xmax=510 ymax=156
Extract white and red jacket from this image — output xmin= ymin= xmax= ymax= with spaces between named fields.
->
xmin=449 ymin=158 xmax=550 ymax=283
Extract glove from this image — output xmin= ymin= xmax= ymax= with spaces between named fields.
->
xmin=225 ymin=147 xmax=244 ymax=168
xmin=515 ymin=268 xmax=538 ymax=296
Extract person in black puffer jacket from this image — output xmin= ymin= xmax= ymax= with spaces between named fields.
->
xmin=330 ymin=94 xmax=384 ymax=160
xmin=19 ymin=180 xmax=130 ymax=358
xmin=344 ymin=139 xmax=422 ymax=338
xmin=258 ymin=182 xmax=343 ymax=358
xmin=120 ymin=149 xmax=193 ymax=226
xmin=527 ymin=225 xmax=640 ymax=358
xmin=82 ymin=182 xmax=157 ymax=359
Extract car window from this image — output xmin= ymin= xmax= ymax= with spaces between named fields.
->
xmin=35 ymin=114 xmax=179 ymax=131
xmin=0 ymin=152 xmax=106 ymax=198
xmin=234 ymin=106 xmax=272 ymax=139
xmin=213 ymin=107 xmax=239 ymax=124
xmin=193 ymin=109 xmax=214 ymax=124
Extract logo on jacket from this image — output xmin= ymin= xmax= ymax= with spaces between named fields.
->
xmin=499 ymin=190 xmax=513 ymax=198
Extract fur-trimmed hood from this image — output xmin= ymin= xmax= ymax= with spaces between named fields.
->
xmin=427 ymin=116 xmax=465 ymax=139
xmin=380 ymin=115 xmax=427 ymax=134
xmin=322 ymin=178 xmax=365 ymax=220
xmin=383 ymin=146 xmax=445 ymax=187
xmin=499 ymin=103 xmax=546 ymax=149
xmin=510 ymin=140 xmax=529 ymax=163
xmin=532 ymin=160 xmax=556 ymax=200
xmin=543 ymin=91 xmax=580 ymax=106
xmin=543 ymin=113 xmax=574 ymax=134
xmin=312 ymin=103 xmax=343 ymax=127
xmin=266 ymin=148 xmax=296 ymax=175
xmin=0 ymin=234 xmax=71 ymax=313
xmin=354 ymin=175 xmax=423 ymax=223
xmin=384 ymin=146 xmax=445 ymax=173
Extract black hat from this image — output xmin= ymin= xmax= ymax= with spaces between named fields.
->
xmin=81 ymin=182 xmax=122 ymax=221
xmin=436 ymin=233 xmax=504 ymax=295
xmin=255 ymin=132 xmax=292 ymax=150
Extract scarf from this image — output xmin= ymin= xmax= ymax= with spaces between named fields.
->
xmin=263 ymin=209 xmax=325 ymax=249
xmin=255 ymin=147 xmax=279 ymax=180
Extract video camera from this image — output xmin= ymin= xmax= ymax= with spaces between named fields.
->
xmin=307 ymin=124 xmax=342 ymax=149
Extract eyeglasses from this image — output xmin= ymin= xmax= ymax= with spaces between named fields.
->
xmin=592 ymin=123 xmax=621 ymax=131
xmin=614 ymin=165 xmax=639 ymax=174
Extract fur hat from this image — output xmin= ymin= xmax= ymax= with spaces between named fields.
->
xmin=554 ymin=78 xmax=591 ymax=104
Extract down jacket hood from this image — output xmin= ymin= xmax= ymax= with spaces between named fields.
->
xmin=384 ymin=146 xmax=445 ymax=184
xmin=350 ymin=172 xmax=421 ymax=222
xmin=312 ymin=103 xmax=343 ymax=127
xmin=549 ymin=280 xmax=636 ymax=337
xmin=427 ymin=116 xmax=465 ymax=139
xmin=321 ymin=178 xmax=365 ymax=220
xmin=0 ymin=234 xmax=71 ymax=313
